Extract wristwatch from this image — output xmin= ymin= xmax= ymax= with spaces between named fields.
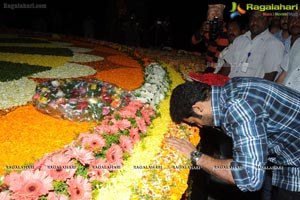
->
xmin=190 ymin=151 xmax=202 ymax=165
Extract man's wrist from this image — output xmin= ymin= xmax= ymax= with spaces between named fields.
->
xmin=190 ymin=151 xmax=203 ymax=165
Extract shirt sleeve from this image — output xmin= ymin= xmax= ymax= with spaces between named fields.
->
xmin=223 ymin=99 xmax=268 ymax=192
xmin=263 ymin=38 xmax=284 ymax=73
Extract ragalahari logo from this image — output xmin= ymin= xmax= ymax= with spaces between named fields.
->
xmin=230 ymin=2 xmax=246 ymax=19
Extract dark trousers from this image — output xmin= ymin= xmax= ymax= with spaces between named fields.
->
xmin=272 ymin=187 xmax=300 ymax=200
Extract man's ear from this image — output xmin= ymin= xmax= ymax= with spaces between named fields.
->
xmin=192 ymin=102 xmax=204 ymax=114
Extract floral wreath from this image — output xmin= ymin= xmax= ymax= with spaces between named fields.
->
xmin=32 ymin=79 xmax=133 ymax=121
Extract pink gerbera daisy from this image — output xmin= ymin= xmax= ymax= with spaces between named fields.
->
xmin=88 ymin=159 xmax=110 ymax=182
xmin=106 ymin=144 xmax=123 ymax=170
xmin=141 ymin=107 xmax=156 ymax=125
xmin=9 ymin=170 xmax=53 ymax=200
xmin=130 ymin=127 xmax=140 ymax=144
xmin=80 ymin=133 xmax=106 ymax=152
xmin=117 ymin=108 xmax=136 ymax=118
xmin=0 ymin=191 xmax=11 ymax=200
xmin=113 ymin=119 xmax=131 ymax=131
xmin=128 ymin=100 xmax=144 ymax=108
xmin=47 ymin=192 xmax=68 ymax=200
xmin=41 ymin=152 xmax=76 ymax=181
xmin=4 ymin=171 xmax=21 ymax=187
xmin=93 ymin=124 xmax=110 ymax=135
xmin=67 ymin=176 xmax=92 ymax=200
xmin=135 ymin=116 xmax=147 ymax=133
xmin=65 ymin=147 xmax=94 ymax=165
xmin=119 ymin=135 xmax=134 ymax=154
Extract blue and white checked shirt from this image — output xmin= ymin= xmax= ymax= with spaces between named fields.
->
xmin=211 ymin=77 xmax=300 ymax=192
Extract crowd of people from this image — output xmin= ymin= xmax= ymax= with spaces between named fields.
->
xmin=167 ymin=7 xmax=300 ymax=200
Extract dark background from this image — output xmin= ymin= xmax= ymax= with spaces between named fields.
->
xmin=0 ymin=0 xmax=297 ymax=50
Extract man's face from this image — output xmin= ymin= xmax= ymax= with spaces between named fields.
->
xmin=183 ymin=100 xmax=214 ymax=128
xmin=227 ymin=21 xmax=242 ymax=43
xmin=288 ymin=10 xmax=300 ymax=36
xmin=183 ymin=115 xmax=214 ymax=128
xmin=249 ymin=11 xmax=268 ymax=37
xmin=280 ymin=16 xmax=288 ymax=31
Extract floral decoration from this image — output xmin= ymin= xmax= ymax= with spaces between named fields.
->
xmin=0 ymin=31 xmax=202 ymax=199
xmin=0 ymin=77 xmax=36 ymax=110
xmin=188 ymin=73 xmax=230 ymax=86
xmin=32 ymin=79 xmax=133 ymax=121
xmin=0 ymin=99 xmax=156 ymax=199
xmin=29 ymin=63 xmax=96 ymax=79
xmin=132 ymin=63 xmax=170 ymax=108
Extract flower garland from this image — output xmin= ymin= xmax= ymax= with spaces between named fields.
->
xmin=132 ymin=63 xmax=170 ymax=108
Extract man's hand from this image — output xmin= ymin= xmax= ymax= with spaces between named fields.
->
xmin=165 ymin=137 xmax=197 ymax=159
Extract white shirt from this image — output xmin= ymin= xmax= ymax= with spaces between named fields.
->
xmin=223 ymin=29 xmax=284 ymax=78
xmin=214 ymin=44 xmax=231 ymax=74
xmin=281 ymin=37 xmax=300 ymax=92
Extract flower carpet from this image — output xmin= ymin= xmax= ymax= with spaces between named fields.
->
xmin=0 ymin=30 xmax=206 ymax=200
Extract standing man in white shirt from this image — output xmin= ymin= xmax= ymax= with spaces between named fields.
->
xmin=276 ymin=10 xmax=300 ymax=92
xmin=218 ymin=11 xmax=284 ymax=81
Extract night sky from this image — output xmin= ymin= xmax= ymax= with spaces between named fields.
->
xmin=0 ymin=0 xmax=298 ymax=50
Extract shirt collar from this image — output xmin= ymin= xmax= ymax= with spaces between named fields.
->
xmin=245 ymin=29 xmax=270 ymax=41
xmin=211 ymin=86 xmax=221 ymax=126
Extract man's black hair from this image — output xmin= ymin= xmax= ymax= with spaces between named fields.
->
xmin=170 ymin=81 xmax=211 ymax=124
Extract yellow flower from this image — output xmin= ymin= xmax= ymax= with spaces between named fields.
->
xmin=39 ymin=97 xmax=48 ymax=104
xmin=90 ymin=83 xmax=97 ymax=90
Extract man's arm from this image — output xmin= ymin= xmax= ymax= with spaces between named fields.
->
xmin=217 ymin=61 xmax=231 ymax=76
xmin=263 ymin=71 xmax=278 ymax=81
xmin=165 ymin=137 xmax=235 ymax=184
xmin=275 ymin=70 xmax=287 ymax=84
xmin=196 ymin=154 xmax=235 ymax=184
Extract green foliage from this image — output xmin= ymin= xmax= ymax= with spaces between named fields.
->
xmin=74 ymin=160 xmax=89 ymax=178
xmin=53 ymin=180 xmax=69 ymax=196
xmin=102 ymin=133 xmax=121 ymax=147
xmin=0 ymin=61 xmax=51 ymax=82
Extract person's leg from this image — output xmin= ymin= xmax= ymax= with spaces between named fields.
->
xmin=261 ymin=170 xmax=273 ymax=200
xmin=272 ymin=187 xmax=300 ymax=200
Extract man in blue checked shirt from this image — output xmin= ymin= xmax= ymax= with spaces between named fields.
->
xmin=166 ymin=77 xmax=300 ymax=200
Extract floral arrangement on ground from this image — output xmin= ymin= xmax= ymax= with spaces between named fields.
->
xmin=0 ymin=32 xmax=200 ymax=200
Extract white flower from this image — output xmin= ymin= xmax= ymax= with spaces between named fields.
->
xmin=30 ymin=63 xmax=96 ymax=79
xmin=56 ymin=90 xmax=65 ymax=97
xmin=0 ymin=77 xmax=36 ymax=110
xmin=51 ymin=80 xmax=60 ymax=87
xmin=71 ymin=53 xmax=104 ymax=62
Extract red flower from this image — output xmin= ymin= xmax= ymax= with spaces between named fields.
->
xmin=188 ymin=73 xmax=230 ymax=86
xmin=77 ymin=101 xmax=89 ymax=110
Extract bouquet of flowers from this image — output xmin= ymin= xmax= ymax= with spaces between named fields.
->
xmin=32 ymin=79 xmax=133 ymax=122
